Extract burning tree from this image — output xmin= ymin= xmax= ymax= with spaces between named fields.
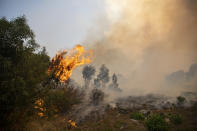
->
xmin=82 ymin=65 xmax=96 ymax=89
xmin=48 ymin=45 xmax=93 ymax=83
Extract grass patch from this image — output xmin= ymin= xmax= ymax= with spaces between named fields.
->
xmin=169 ymin=113 xmax=183 ymax=125
xmin=145 ymin=114 xmax=169 ymax=131
xmin=130 ymin=112 xmax=145 ymax=120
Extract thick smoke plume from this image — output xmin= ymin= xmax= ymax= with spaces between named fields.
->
xmin=51 ymin=1 xmax=197 ymax=125
xmin=80 ymin=0 xmax=197 ymax=97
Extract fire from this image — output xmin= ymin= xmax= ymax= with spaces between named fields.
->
xmin=68 ymin=120 xmax=77 ymax=127
xmin=48 ymin=45 xmax=93 ymax=82
xmin=34 ymin=99 xmax=45 ymax=117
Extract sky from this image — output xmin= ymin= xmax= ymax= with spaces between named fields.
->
xmin=0 ymin=0 xmax=106 ymax=57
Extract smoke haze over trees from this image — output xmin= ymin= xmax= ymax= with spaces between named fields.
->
xmin=82 ymin=0 xmax=197 ymax=96
xmin=82 ymin=65 xmax=95 ymax=88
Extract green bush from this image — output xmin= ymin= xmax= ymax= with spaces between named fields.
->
xmin=169 ymin=113 xmax=183 ymax=125
xmin=145 ymin=114 xmax=169 ymax=131
xmin=43 ymin=87 xmax=81 ymax=117
xmin=130 ymin=112 xmax=145 ymax=120
xmin=114 ymin=121 xmax=125 ymax=129
xmin=191 ymin=102 xmax=197 ymax=116
xmin=177 ymin=96 xmax=186 ymax=106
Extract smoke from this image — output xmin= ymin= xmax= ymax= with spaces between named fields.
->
xmin=79 ymin=0 xmax=197 ymax=98
xmin=58 ymin=1 xmax=197 ymax=123
xmin=166 ymin=63 xmax=197 ymax=88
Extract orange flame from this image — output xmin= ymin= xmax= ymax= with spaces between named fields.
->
xmin=34 ymin=99 xmax=45 ymax=117
xmin=48 ymin=45 xmax=93 ymax=82
xmin=68 ymin=120 xmax=77 ymax=127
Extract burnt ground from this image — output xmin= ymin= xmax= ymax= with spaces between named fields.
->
xmin=26 ymin=104 xmax=197 ymax=131
xmin=70 ymin=106 xmax=197 ymax=131
xmin=25 ymin=92 xmax=197 ymax=131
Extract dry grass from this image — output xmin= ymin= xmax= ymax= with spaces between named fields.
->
xmin=25 ymin=105 xmax=197 ymax=131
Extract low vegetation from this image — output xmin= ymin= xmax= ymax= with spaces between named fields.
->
xmin=130 ymin=112 xmax=145 ymax=120
xmin=177 ymin=96 xmax=186 ymax=106
xmin=169 ymin=113 xmax=183 ymax=125
xmin=43 ymin=87 xmax=82 ymax=117
xmin=145 ymin=114 xmax=169 ymax=131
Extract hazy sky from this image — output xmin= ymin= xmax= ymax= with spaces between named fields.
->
xmin=0 ymin=0 xmax=106 ymax=57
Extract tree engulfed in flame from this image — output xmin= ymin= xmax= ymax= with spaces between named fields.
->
xmin=48 ymin=45 xmax=93 ymax=82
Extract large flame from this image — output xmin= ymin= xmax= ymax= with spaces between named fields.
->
xmin=48 ymin=45 xmax=93 ymax=82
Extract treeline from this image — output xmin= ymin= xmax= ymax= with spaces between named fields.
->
xmin=0 ymin=16 xmax=79 ymax=130
xmin=82 ymin=64 xmax=120 ymax=91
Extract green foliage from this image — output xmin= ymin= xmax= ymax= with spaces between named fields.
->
xmin=145 ymin=114 xmax=169 ymax=131
xmin=177 ymin=96 xmax=186 ymax=106
xmin=0 ymin=16 xmax=50 ymax=130
xmin=114 ymin=120 xmax=126 ymax=129
xmin=159 ymin=112 xmax=166 ymax=119
xmin=191 ymin=102 xmax=197 ymax=116
xmin=169 ymin=113 xmax=183 ymax=125
xmin=130 ymin=112 xmax=145 ymax=120
xmin=43 ymin=87 xmax=81 ymax=117
xmin=175 ymin=128 xmax=197 ymax=131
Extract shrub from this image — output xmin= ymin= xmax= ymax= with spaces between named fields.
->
xmin=191 ymin=102 xmax=197 ymax=116
xmin=145 ymin=114 xmax=169 ymax=131
xmin=43 ymin=87 xmax=81 ymax=117
xmin=169 ymin=113 xmax=183 ymax=125
xmin=159 ymin=112 xmax=166 ymax=119
xmin=114 ymin=121 xmax=125 ymax=129
xmin=90 ymin=89 xmax=104 ymax=106
xmin=177 ymin=96 xmax=186 ymax=106
xmin=130 ymin=112 xmax=145 ymax=120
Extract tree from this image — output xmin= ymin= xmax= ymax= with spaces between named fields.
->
xmin=94 ymin=78 xmax=101 ymax=88
xmin=111 ymin=73 xmax=119 ymax=88
xmin=0 ymin=16 xmax=50 ymax=130
xmin=177 ymin=96 xmax=186 ymax=107
xmin=97 ymin=64 xmax=109 ymax=88
xmin=145 ymin=114 xmax=169 ymax=131
xmin=112 ymin=73 xmax=118 ymax=84
xmin=82 ymin=65 xmax=95 ymax=88
xmin=109 ymin=73 xmax=121 ymax=91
